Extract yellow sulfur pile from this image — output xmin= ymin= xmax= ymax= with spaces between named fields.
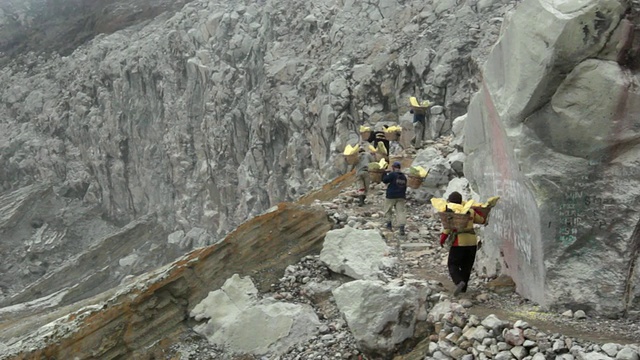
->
xmin=408 ymin=166 xmax=429 ymax=178
xmin=472 ymin=196 xmax=501 ymax=208
xmin=368 ymin=143 xmax=388 ymax=155
xmin=410 ymin=96 xmax=431 ymax=109
xmin=431 ymin=198 xmax=475 ymax=214
xmin=368 ymin=158 xmax=388 ymax=171
xmin=360 ymin=125 xmax=371 ymax=132
xmin=384 ymin=125 xmax=402 ymax=133
xmin=377 ymin=142 xmax=388 ymax=154
xmin=343 ymin=144 xmax=360 ymax=155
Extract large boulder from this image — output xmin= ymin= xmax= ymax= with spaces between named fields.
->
xmin=191 ymin=274 xmax=321 ymax=356
xmin=332 ymin=279 xmax=430 ymax=358
xmin=464 ymin=0 xmax=639 ymax=315
xmin=319 ymin=227 xmax=395 ymax=280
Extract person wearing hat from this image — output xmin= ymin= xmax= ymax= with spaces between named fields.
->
xmin=350 ymin=147 xmax=376 ymax=206
xmin=382 ymin=161 xmax=408 ymax=235
xmin=366 ymin=130 xmax=390 ymax=163
xmin=439 ymin=191 xmax=486 ymax=296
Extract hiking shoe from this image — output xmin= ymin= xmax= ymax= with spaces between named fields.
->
xmin=454 ymin=281 xmax=466 ymax=296
xmin=399 ymin=225 xmax=406 ymax=236
xmin=385 ymin=222 xmax=392 ymax=230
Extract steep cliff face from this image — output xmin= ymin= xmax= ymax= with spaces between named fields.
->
xmin=0 ymin=0 xmax=507 ymax=306
xmin=465 ymin=0 xmax=640 ymax=316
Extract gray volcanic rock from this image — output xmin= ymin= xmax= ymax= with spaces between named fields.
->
xmin=0 ymin=0 xmax=507 ymax=306
xmin=464 ymin=0 xmax=640 ymax=316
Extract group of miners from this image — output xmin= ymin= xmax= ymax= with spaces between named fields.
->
xmin=350 ymin=145 xmax=408 ymax=235
xmin=349 ymin=100 xmax=486 ymax=297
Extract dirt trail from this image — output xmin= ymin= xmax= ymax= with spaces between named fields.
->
xmin=406 ymin=266 xmax=638 ymax=345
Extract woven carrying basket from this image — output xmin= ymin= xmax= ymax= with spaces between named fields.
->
xmin=344 ymin=153 xmax=359 ymax=165
xmin=360 ymin=131 xmax=372 ymax=141
xmin=369 ymin=169 xmax=385 ymax=183
xmin=438 ymin=212 xmax=471 ymax=230
xmin=374 ymin=153 xmax=387 ymax=161
xmin=407 ymin=175 xmax=424 ymax=189
xmin=472 ymin=206 xmax=494 ymax=225
xmin=384 ymin=131 xmax=400 ymax=141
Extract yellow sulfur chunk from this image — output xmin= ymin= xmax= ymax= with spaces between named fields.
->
xmin=377 ymin=142 xmax=388 ymax=155
xmin=431 ymin=198 xmax=447 ymax=212
xmin=487 ymin=196 xmax=500 ymax=207
xmin=472 ymin=196 xmax=501 ymax=208
xmin=410 ymin=96 xmax=431 ymax=109
xmin=409 ymin=166 xmax=429 ymax=178
xmin=432 ymin=198 xmax=476 ymax=214
xmin=343 ymin=144 xmax=360 ymax=155
xmin=447 ymin=200 xmax=474 ymax=214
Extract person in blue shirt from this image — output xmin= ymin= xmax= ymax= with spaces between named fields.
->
xmin=382 ymin=161 xmax=408 ymax=235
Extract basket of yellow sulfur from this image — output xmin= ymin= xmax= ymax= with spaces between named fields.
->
xmin=438 ymin=212 xmax=472 ymax=230
xmin=471 ymin=196 xmax=500 ymax=225
xmin=359 ymin=126 xmax=372 ymax=141
xmin=407 ymin=175 xmax=424 ymax=189
xmin=406 ymin=166 xmax=429 ymax=189
xmin=385 ymin=131 xmax=400 ymax=141
xmin=369 ymin=169 xmax=385 ymax=183
xmin=384 ymin=125 xmax=402 ymax=141
xmin=344 ymin=153 xmax=359 ymax=165
xmin=344 ymin=144 xmax=360 ymax=165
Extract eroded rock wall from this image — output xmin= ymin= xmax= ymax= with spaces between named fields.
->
xmin=0 ymin=0 xmax=503 ymax=236
xmin=465 ymin=0 xmax=640 ymax=316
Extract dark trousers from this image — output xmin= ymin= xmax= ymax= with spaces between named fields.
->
xmin=448 ymin=246 xmax=477 ymax=292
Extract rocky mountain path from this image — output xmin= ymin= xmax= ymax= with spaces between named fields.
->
xmin=334 ymin=142 xmax=640 ymax=348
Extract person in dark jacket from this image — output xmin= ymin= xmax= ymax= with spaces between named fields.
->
xmin=439 ymin=191 xmax=486 ymax=296
xmin=382 ymin=161 xmax=407 ymax=235
xmin=366 ymin=130 xmax=390 ymax=162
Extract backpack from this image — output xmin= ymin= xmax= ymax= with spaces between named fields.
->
xmin=394 ymin=172 xmax=407 ymax=188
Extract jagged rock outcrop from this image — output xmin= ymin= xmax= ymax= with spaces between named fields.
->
xmin=0 ymin=0 xmax=509 ymax=309
xmin=0 ymin=0 xmax=505 ymax=243
xmin=464 ymin=0 xmax=640 ymax=316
